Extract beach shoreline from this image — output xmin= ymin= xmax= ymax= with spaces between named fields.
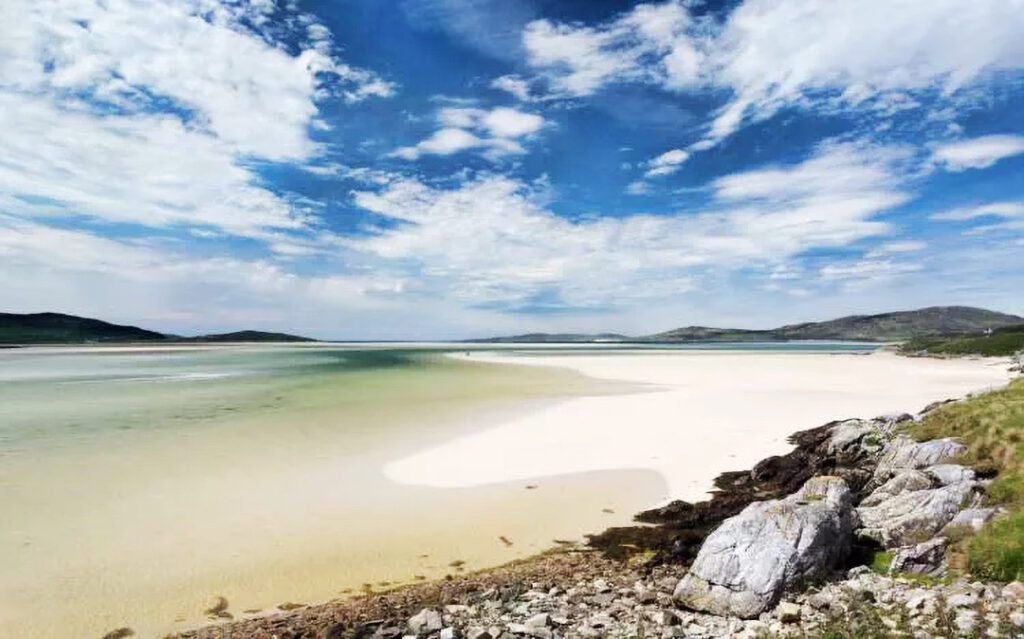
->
xmin=171 ymin=350 xmax=1021 ymax=639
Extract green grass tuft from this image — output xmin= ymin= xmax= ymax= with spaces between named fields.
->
xmin=967 ymin=512 xmax=1024 ymax=582
xmin=870 ymin=550 xmax=893 ymax=575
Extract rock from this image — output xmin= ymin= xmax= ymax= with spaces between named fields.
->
xmin=1001 ymin=581 xmax=1024 ymax=602
xmin=523 ymin=614 xmax=550 ymax=630
xmin=1010 ymin=611 xmax=1024 ymax=628
xmin=872 ymin=436 xmax=967 ymax=486
xmin=674 ymin=476 xmax=856 ymax=618
xmin=440 ymin=629 xmax=458 ymax=639
xmin=944 ymin=507 xmax=996 ymax=533
xmin=947 ymin=591 xmax=978 ymax=608
xmin=102 ymin=629 xmax=134 ymax=639
xmin=859 ymin=470 xmax=934 ymax=507
xmin=889 ymin=538 xmax=947 ymax=575
xmin=857 ymin=481 xmax=980 ymax=547
xmin=465 ymin=628 xmax=492 ymax=639
xmin=776 ymin=601 xmax=801 ymax=623
xmin=593 ymin=578 xmax=611 ymax=593
xmin=408 ymin=608 xmax=443 ymax=634
xmin=925 ymin=464 xmax=975 ymax=486
xmin=683 ymin=623 xmax=707 ymax=636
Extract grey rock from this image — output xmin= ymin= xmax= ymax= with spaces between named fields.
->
xmin=873 ymin=436 xmax=967 ymax=484
xmin=860 ymin=470 xmax=934 ymax=507
xmin=776 ymin=601 xmax=801 ymax=623
xmin=1010 ymin=611 xmax=1024 ymax=628
xmin=889 ymin=538 xmax=946 ymax=575
xmin=408 ymin=609 xmax=443 ymax=634
xmin=465 ymin=628 xmax=492 ymax=639
xmin=523 ymin=614 xmax=549 ymax=630
xmin=674 ymin=476 xmax=856 ymax=618
xmin=1003 ymin=581 xmax=1024 ymax=602
xmin=439 ymin=628 xmax=458 ymax=639
xmin=925 ymin=464 xmax=975 ymax=486
xmin=857 ymin=481 xmax=980 ymax=547
xmin=944 ymin=507 xmax=996 ymax=532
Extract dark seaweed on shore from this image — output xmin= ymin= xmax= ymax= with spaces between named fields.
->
xmin=585 ymin=417 xmax=894 ymax=566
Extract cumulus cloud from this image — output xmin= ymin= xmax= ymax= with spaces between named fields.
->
xmin=390 ymin=106 xmax=545 ymax=160
xmin=932 ymin=135 xmax=1024 ymax=171
xmin=349 ymin=141 xmax=908 ymax=309
xmin=519 ymin=0 xmax=1024 ymax=146
xmin=0 ymin=0 xmax=394 ymax=245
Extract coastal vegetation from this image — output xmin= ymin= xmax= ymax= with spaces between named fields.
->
xmin=899 ymin=325 xmax=1024 ymax=357
xmin=906 ymin=377 xmax=1024 ymax=581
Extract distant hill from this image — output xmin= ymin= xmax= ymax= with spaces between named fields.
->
xmin=0 ymin=312 xmax=167 ymax=344
xmin=469 ymin=332 xmax=628 ymax=344
xmin=0 ymin=312 xmax=317 ymax=345
xmin=187 ymin=330 xmax=316 ymax=343
xmin=477 ymin=306 xmax=1024 ymax=344
xmin=898 ymin=324 xmax=1024 ymax=357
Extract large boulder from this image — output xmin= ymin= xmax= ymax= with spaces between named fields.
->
xmin=872 ymin=436 xmax=967 ymax=486
xmin=857 ymin=480 xmax=982 ymax=547
xmin=674 ymin=476 xmax=856 ymax=618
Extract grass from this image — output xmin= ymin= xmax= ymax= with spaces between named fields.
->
xmin=966 ymin=512 xmax=1024 ymax=582
xmin=904 ymin=377 xmax=1024 ymax=582
xmin=869 ymin=550 xmax=893 ymax=575
xmin=898 ymin=326 xmax=1024 ymax=357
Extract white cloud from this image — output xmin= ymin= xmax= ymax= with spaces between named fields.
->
xmin=391 ymin=106 xmax=545 ymax=160
xmin=931 ymin=201 xmax=1024 ymax=234
xmin=0 ymin=0 xmax=393 ymax=243
xmin=519 ymin=0 xmax=1024 ymax=146
xmin=865 ymin=241 xmax=928 ymax=259
xmin=491 ymin=75 xmax=533 ymax=101
xmin=644 ymin=148 xmax=690 ymax=177
xmin=349 ymin=141 xmax=907 ymax=309
xmin=932 ymin=135 xmax=1024 ymax=171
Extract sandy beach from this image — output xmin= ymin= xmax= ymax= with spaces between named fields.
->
xmin=2 ymin=346 xmax=1014 ymax=638
xmin=387 ymin=350 xmax=1012 ymax=502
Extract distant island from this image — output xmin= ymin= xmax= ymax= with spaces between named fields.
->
xmin=0 ymin=312 xmax=316 ymax=345
xmin=470 ymin=306 xmax=1024 ymax=344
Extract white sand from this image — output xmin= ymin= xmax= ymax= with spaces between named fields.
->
xmin=385 ymin=350 xmax=1012 ymax=502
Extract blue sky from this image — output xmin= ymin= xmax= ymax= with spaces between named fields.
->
xmin=1 ymin=0 xmax=1022 ymax=339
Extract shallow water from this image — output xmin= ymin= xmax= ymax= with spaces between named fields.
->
xmin=0 ymin=345 xmax=667 ymax=638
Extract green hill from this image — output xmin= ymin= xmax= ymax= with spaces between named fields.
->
xmin=0 ymin=312 xmax=167 ymax=344
xmin=187 ymin=330 xmax=316 ymax=343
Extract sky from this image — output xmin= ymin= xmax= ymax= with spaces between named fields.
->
xmin=1 ymin=0 xmax=1022 ymax=339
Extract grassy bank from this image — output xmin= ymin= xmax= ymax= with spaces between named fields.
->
xmin=899 ymin=326 xmax=1024 ymax=357
xmin=905 ymin=377 xmax=1024 ymax=581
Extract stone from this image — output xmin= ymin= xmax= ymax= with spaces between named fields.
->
xmin=776 ymin=602 xmax=801 ymax=623
xmin=873 ymin=436 xmax=967 ymax=484
xmin=593 ymin=578 xmax=611 ymax=593
xmin=857 ymin=480 xmax=980 ymax=547
xmin=947 ymin=592 xmax=978 ymax=608
xmin=440 ymin=628 xmax=458 ymax=639
xmin=925 ymin=464 xmax=976 ymax=486
xmin=1002 ymin=581 xmax=1024 ymax=602
xmin=683 ymin=623 xmax=707 ymax=636
xmin=524 ymin=614 xmax=550 ymax=630
xmin=674 ymin=476 xmax=856 ymax=618
xmin=945 ymin=508 xmax=997 ymax=533
xmin=859 ymin=470 xmax=934 ymax=507
xmin=1010 ymin=611 xmax=1024 ymax=628
xmin=889 ymin=538 xmax=947 ymax=575
xmin=465 ymin=628 xmax=491 ymax=639
xmin=408 ymin=609 xmax=444 ymax=634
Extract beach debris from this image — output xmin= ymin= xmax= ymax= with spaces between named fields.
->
xmin=278 ymin=602 xmax=305 ymax=611
xmin=449 ymin=559 xmax=466 ymax=569
xmin=242 ymin=608 xmax=262 ymax=614
xmin=601 ymin=508 xmax=614 ymax=514
xmin=499 ymin=536 xmax=513 ymax=547
xmin=101 ymin=628 xmax=134 ymax=639
xmin=203 ymin=596 xmax=229 ymax=618
xmin=413 ymin=574 xmax=427 ymax=580
xmin=524 ymin=484 xmax=538 ymax=490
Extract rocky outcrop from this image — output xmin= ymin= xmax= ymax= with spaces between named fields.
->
xmin=673 ymin=476 xmax=856 ymax=618
xmin=857 ymin=476 xmax=982 ymax=547
xmin=872 ymin=436 xmax=967 ymax=486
